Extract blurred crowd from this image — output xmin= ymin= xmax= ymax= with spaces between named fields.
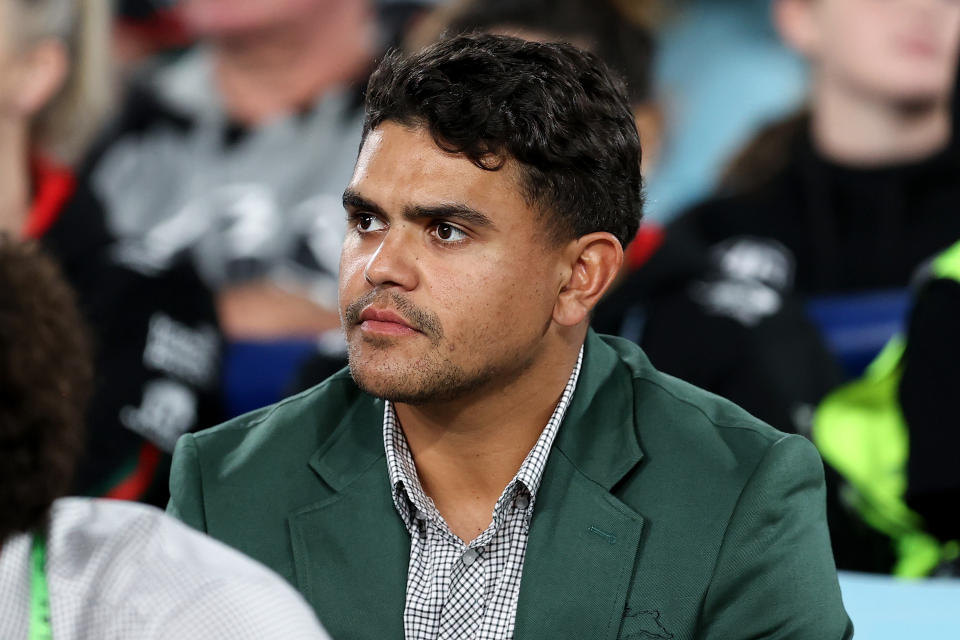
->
xmin=2 ymin=0 xmax=959 ymax=628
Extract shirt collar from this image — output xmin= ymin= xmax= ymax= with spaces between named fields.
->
xmin=383 ymin=345 xmax=584 ymax=534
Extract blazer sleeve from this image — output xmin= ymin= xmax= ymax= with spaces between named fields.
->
xmin=698 ymin=434 xmax=853 ymax=639
xmin=166 ymin=434 xmax=209 ymax=532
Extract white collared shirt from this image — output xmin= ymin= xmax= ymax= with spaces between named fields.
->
xmin=0 ymin=498 xmax=328 ymax=639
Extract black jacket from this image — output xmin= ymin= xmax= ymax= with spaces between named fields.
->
xmin=597 ymin=121 xmax=960 ymax=433
xmin=595 ymin=122 xmax=960 ymax=571
xmin=40 ymin=170 xmax=223 ymax=506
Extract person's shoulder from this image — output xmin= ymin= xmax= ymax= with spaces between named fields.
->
xmin=602 ymin=334 xmax=803 ymax=475
xmin=47 ymin=498 xmax=329 ymax=638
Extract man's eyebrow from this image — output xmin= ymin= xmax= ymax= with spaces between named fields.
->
xmin=405 ymin=203 xmax=496 ymax=229
xmin=342 ymin=189 xmax=385 ymax=216
xmin=343 ymin=189 xmax=496 ymax=230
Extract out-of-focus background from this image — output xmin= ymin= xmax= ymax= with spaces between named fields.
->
xmin=4 ymin=0 xmax=960 ymax=635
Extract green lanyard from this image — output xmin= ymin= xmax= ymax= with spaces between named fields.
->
xmin=29 ymin=534 xmax=52 ymax=640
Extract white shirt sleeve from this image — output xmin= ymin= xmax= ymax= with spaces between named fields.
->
xmin=153 ymin=578 xmax=331 ymax=640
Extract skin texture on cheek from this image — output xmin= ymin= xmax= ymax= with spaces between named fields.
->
xmin=344 ymin=247 xmax=553 ymax=404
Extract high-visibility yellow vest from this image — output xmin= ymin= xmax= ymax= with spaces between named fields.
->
xmin=813 ymin=240 xmax=960 ymax=577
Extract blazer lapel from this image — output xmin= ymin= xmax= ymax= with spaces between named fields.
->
xmin=515 ymin=331 xmax=647 ymax=639
xmin=288 ymin=394 xmax=409 ymax=639
xmin=284 ymin=331 xmax=646 ymax=639
xmin=514 ymin=453 xmax=645 ymax=639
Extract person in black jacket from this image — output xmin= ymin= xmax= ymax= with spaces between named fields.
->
xmin=900 ymin=266 xmax=960 ymax=549
xmin=1 ymin=0 xmax=222 ymax=505
xmin=595 ymin=0 xmax=960 ymax=571
xmin=598 ymin=0 xmax=960 ymax=434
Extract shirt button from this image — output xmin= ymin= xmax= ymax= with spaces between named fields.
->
xmin=515 ymin=495 xmax=530 ymax=510
xmin=462 ymin=548 xmax=480 ymax=567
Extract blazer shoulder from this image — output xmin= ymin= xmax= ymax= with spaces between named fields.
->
xmin=190 ymin=368 xmax=370 ymax=461
xmin=605 ymin=334 xmax=795 ymax=478
xmin=168 ymin=369 xmax=385 ymax=562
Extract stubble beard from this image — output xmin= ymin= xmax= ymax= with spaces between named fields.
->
xmin=343 ymin=290 xmax=540 ymax=405
xmin=343 ymin=289 xmax=498 ymax=404
xmin=347 ymin=335 xmax=505 ymax=405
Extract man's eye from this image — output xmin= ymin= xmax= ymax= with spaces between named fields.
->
xmin=434 ymin=223 xmax=468 ymax=243
xmin=356 ymin=214 xmax=386 ymax=232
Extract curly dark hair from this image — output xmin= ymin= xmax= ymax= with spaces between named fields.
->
xmin=0 ymin=238 xmax=92 ymax=544
xmin=363 ymin=33 xmax=643 ymax=248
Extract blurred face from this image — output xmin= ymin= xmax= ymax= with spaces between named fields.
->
xmin=181 ymin=0 xmax=339 ymax=37
xmin=0 ymin=3 xmax=66 ymax=127
xmin=338 ymin=123 xmax=566 ymax=404
xmin=793 ymin=0 xmax=960 ymax=104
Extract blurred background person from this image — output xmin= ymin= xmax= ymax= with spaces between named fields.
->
xmin=815 ymin=236 xmax=960 ymax=578
xmin=596 ymin=0 xmax=960 ymax=574
xmin=0 ymin=239 xmax=330 ymax=639
xmin=87 ymin=0 xmax=379 ymax=341
xmin=1 ymin=0 xmax=110 ymax=234
xmin=1 ymin=0 xmax=222 ymax=505
xmin=896 ymin=242 xmax=960 ymax=567
xmin=80 ymin=0 xmax=428 ymax=418
xmin=644 ymin=0 xmax=808 ymax=222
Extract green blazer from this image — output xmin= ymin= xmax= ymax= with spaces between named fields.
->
xmin=168 ymin=331 xmax=852 ymax=639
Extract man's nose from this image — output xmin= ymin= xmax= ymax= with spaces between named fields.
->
xmin=363 ymin=227 xmax=419 ymax=291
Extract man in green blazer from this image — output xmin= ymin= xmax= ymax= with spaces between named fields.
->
xmin=168 ymin=34 xmax=852 ymax=639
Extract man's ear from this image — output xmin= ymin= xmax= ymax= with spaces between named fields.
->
xmin=9 ymin=39 xmax=68 ymax=117
xmin=773 ymin=0 xmax=820 ymax=57
xmin=553 ymin=232 xmax=623 ymax=327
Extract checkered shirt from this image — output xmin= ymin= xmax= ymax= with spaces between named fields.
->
xmin=384 ymin=346 xmax=583 ymax=640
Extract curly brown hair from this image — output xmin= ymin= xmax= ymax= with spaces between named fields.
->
xmin=0 ymin=237 xmax=92 ymax=543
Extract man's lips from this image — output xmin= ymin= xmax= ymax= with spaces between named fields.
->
xmin=358 ymin=307 xmax=419 ymax=336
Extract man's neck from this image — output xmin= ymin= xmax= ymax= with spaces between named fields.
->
xmin=211 ymin=1 xmax=376 ymax=126
xmin=0 ymin=122 xmax=30 ymax=238
xmin=394 ymin=332 xmax=584 ymax=541
xmin=811 ymin=77 xmax=952 ymax=166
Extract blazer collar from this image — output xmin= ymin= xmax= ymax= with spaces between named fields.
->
xmin=554 ymin=329 xmax=645 ymax=490
xmin=514 ymin=331 xmax=648 ymax=639
xmin=307 ymin=386 xmax=385 ymax=492
xmin=308 ymin=330 xmax=646 ymax=493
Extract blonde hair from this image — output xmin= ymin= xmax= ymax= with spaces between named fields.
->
xmin=12 ymin=0 xmax=113 ymax=165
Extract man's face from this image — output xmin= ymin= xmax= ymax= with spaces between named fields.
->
xmin=339 ymin=123 xmax=566 ymax=404
xmin=801 ymin=0 xmax=960 ymax=104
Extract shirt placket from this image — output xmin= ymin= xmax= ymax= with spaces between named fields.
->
xmin=385 ymin=345 xmax=583 ymax=640
xmin=437 ymin=541 xmax=485 ymax=640
xmin=435 ymin=482 xmax=517 ymax=640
